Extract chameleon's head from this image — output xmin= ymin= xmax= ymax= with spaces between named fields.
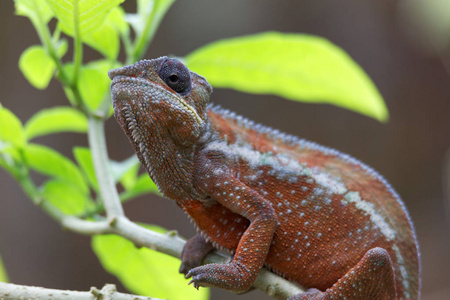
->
xmin=109 ymin=57 xmax=212 ymax=144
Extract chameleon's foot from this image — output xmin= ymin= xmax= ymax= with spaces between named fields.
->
xmin=288 ymin=247 xmax=396 ymax=300
xmin=179 ymin=234 xmax=214 ymax=276
xmin=186 ymin=262 xmax=254 ymax=293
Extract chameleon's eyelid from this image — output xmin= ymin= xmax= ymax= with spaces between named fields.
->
xmin=154 ymin=80 xmax=203 ymax=125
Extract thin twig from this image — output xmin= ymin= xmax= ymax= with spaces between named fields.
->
xmin=88 ymin=117 xmax=124 ymax=218
xmin=0 ymin=282 xmax=161 ymax=300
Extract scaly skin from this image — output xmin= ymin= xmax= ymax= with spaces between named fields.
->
xmin=109 ymin=57 xmax=420 ymax=299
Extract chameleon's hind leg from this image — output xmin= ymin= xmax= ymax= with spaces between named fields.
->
xmin=288 ymin=247 xmax=396 ymax=300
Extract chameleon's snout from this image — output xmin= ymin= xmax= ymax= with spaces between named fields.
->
xmin=108 ymin=57 xmax=168 ymax=80
xmin=108 ymin=64 xmax=139 ymax=80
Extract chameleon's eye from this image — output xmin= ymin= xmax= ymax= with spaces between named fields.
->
xmin=158 ymin=58 xmax=191 ymax=94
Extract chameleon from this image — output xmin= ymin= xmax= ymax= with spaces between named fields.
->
xmin=109 ymin=56 xmax=420 ymax=300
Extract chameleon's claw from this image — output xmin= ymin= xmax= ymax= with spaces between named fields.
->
xmin=188 ymin=278 xmax=200 ymax=290
xmin=185 ymin=269 xmax=194 ymax=279
xmin=184 ymin=263 xmax=254 ymax=293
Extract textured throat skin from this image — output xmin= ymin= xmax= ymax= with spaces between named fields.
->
xmin=110 ymin=57 xmax=420 ymax=300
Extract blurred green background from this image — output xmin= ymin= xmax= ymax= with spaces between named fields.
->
xmin=0 ymin=1 xmax=449 ymax=299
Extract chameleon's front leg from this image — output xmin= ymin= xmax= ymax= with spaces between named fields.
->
xmin=186 ymin=176 xmax=278 ymax=293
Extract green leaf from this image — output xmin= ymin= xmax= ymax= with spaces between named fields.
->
xmin=24 ymin=144 xmax=88 ymax=193
xmin=25 ymin=106 xmax=87 ymax=140
xmin=121 ymin=173 xmax=159 ymax=200
xmin=0 ymin=141 xmax=21 ymax=174
xmin=133 ymin=174 xmax=159 ymax=194
xmin=82 ymin=6 xmax=128 ymax=60
xmin=185 ymin=32 xmax=388 ymax=122
xmin=127 ymin=0 xmax=175 ymax=61
xmin=19 ymin=43 xmax=68 ymax=90
xmin=43 ymin=179 xmax=94 ymax=215
xmin=19 ymin=45 xmax=55 ymax=89
xmin=15 ymin=0 xmax=53 ymax=24
xmin=83 ymin=20 xmax=119 ymax=60
xmin=46 ymin=0 xmax=125 ymax=36
xmin=110 ymin=155 xmax=139 ymax=183
xmin=74 ymin=149 xmax=141 ymax=192
xmin=127 ymin=0 xmax=155 ymax=36
xmin=65 ymin=60 xmax=119 ymax=112
xmin=73 ymin=147 xmax=98 ymax=191
xmin=0 ymin=255 xmax=8 ymax=282
xmin=19 ymin=46 xmax=56 ymax=90
xmin=0 ymin=105 xmax=25 ymax=148
xmin=119 ymin=162 xmax=139 ymax=191
xmin=92 ymin=224 xmax=209 ymax=300
xmin=108 ymin=6 xmax=128 ymax=34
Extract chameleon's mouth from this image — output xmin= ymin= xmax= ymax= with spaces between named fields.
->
xmin=109 ymin=69 xmax=203 ymax=125
xmin=110 ymin=75 xmax=150 ymax=90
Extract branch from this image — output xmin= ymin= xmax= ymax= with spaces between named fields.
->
xmin=88 ymin=116 xmax=124 ymax=217
xmin=111 ymin=217 xmax=304 ymax=299
xmin=0 ymin=282 xmax=161 ymax=300
xmin=58 ymin=215 xmax=304 ymax=300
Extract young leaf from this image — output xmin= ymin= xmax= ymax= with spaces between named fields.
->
xmin=19 ymin=42 xmax=68 ymax=90
xmin=92 ymin=225 xmax=209 ymax=300
xmin=0 ymin=255 xmax=8 ymax=282
xmin=43 ymin=179 xmax=94 ymax=215
xmin=0 ymin=105 xmax=25 ymax=148
xmin=119 ymin=163 xmax=140 ymax=191
xmin=15 ymin=0 xmax=53 ymax=24
xmin=108 ymin=6 xmax=128 ymax=34
xmin=83 ymin=21 xmax=119 ymax=60
xmin=46 ymin=0 xmax=125 ymax=36
xmin=19 ymin=46 xmax=54 ymax=89
xmin=110 ymin=155 xmax=139 ymax=183
xmin=24 ymin=144 xmax=88 ymax=193
xmin=65 ymin=60 xmax=119 ymax=112
xmin=121 ymin=173 xmax=159 ymax=201
xmin=25 ymin=106 xmax=87 ymax=140
xmin=73 ymin=147 xmax=98 ymax=191
xmin=81 ymin=6 xmax=128 ymax=59
xmin=74 ymin=148 xmax=141 ymax=192
xmin=185 ymin=32 xmax=388 ymax=122
xmin=127 ymin=0 xmax=175 ymax=61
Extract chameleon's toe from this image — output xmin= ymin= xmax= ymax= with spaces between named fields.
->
xmin=186 ymin=262 xmax=254 ymax=293
xmin=188 ymin=279 xmax=201 ymax=290
xmin=186 ymin=265 xmax=218 ymax=288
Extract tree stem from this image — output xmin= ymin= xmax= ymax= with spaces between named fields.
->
xmin=0 ymin=282 xmax=161 ymax=300
xmin=29 ymin=0 xmax=88 ymax=114
xmin=88 ymin=117 xmax=124 ymax=217
xmin=129 ymin=0 xmax=175 ymax=63
xmin=72 ymin=0 xmax=83 ymax=87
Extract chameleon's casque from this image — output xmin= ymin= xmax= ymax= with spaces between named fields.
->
xmin=109 ymin=57 xmax=420 ymax=300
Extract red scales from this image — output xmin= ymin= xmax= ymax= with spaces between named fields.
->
xmin=110 ymin=57 xmax=420 ymax=300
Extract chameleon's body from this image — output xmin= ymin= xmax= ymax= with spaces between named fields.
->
xmin=109 ymin=57 xmax=420 ymax=300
